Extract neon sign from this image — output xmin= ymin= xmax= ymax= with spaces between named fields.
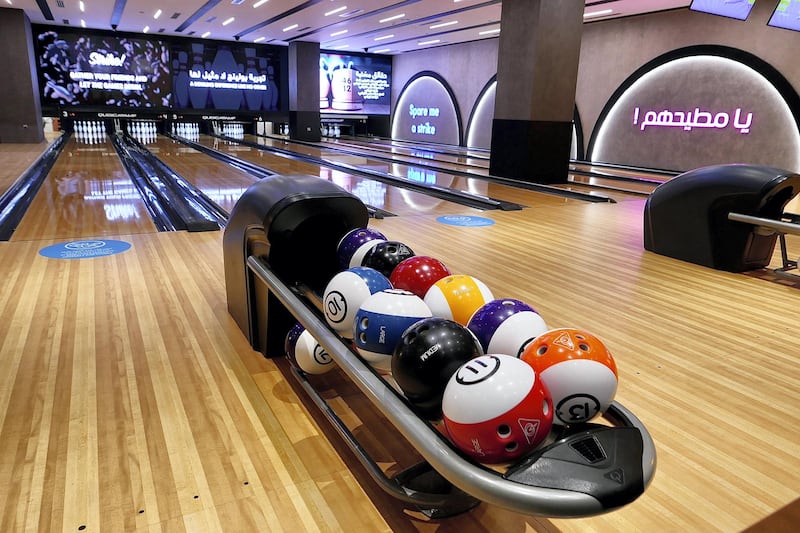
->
xmin=632 ymin=106 xmax=753 ymax=134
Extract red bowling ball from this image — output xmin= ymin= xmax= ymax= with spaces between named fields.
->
xmin=442 ymin=354 xmax=553 ymax=464
xmin=389 ymin=256 xmax=451 ymax=299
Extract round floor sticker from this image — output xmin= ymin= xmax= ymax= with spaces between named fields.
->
xmin=436 ymin=215 xmax=495 ymax=227
xmin=39 ymin=239 xmax=131 ymax=259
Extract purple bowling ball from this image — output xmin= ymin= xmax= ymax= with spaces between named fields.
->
xmin=284 ymin=322 xmax=305 ymax=363
xmin=467 ymin=298 xmax=548 ymax=358
xmin=337 ymin=227 xmax=387 ymax=270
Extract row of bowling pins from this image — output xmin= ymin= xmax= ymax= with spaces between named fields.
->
xmin=172 ymin=122 xmax=200 ymax=137
xmin=222 ymin=123 xmax=245 ymax=139
xmin=278 ymin=124 xmax=290 ymax=135
xmin=75 ymin=128 xmax=106 ymax=144
xmin=75 ymin=120 xmax=106 ymax=135
xmin=129 ymin=128 xmax=158 ymax=145
xmin=127 ymin=121 xmax=158 ymax=136
xmin=322 ymin=123 xmax=341 ymax=138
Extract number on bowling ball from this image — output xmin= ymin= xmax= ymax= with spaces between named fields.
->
xmin=557 ymin=394 xmax=601 ymax=423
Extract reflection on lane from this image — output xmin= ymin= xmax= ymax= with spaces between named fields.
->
xmin=201 ymin=135 xmax=481 ymax=216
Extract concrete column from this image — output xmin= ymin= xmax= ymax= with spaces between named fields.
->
xmin=288 ymin=41 xmax=320 ymax=142
xmin=0 ymin=8 xmax=44 ymax=143
xmin=489 ymin=0 xmax=583 ymax=184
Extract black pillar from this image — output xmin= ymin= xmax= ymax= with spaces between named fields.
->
xmin=288 ymin=41 xmax=321 ymax=142
xmin=489 ymin=0 xmax=583 ymax=184
xmin=0 ymin=8 xmax=44 ymax=143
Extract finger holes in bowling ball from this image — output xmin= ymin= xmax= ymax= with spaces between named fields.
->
xmin=359 ymin=332 xmax=367 ymax=343
xmin=501 ymin=300 xmax=515 ymax=307
xmin=360 ymin=317 xmax=369 ymax=329
xmin=542 ymin=399 xmax=550 ymax=416
xmin=388 ymin=245 xmax=397 ymax=253
xmin=579 ymin=343 xmax=590 ymax=351
xmin=575 ymin=334 xmax=586 ymax=340
xmin=404 ymin=332 xmax=417 ymax=344
xmin=537 ymin=345 xmax=548 ymax=356
xmin=505 ymin=442 xmax=518 ymax=453
xmin=497 ymin=424 xmax=511 ymax=438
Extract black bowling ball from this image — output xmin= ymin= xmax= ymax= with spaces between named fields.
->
xmin=361 ymin=240 xmax=415 ymax=278
xmin=392 ymin=317 xmax=483 ymax=420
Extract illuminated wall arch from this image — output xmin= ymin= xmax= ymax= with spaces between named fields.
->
xmin=588 ymin=45 xmax=800 ymax=172
xmin=391 ymin=72 xmax=461 ymax=145
xmin=465 ymin=76 xmax=583 ymax=159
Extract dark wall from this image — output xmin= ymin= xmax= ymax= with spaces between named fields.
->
xmin=0 ymin=8 xmax=43 ymax=143
xmin=392 ymin=5 xmax=800 ymax=158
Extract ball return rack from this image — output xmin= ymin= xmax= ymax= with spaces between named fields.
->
xmin=224 ymin=176 xmax=657 ymax=518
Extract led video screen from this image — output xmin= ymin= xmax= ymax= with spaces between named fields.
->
xmin=171 ymin=41 xmax=285 ymax=112
xmin=34 ymin=28 xmax=171 ymax=108
xmin=768 ymin=0 xmax=800 ymax=31
xmin=689 ymin=0 xmax=756 ymax=21
xmin=320 ymin=52 xmax=392 ymax=115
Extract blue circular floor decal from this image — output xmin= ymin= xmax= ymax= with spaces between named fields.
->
xmin=39 ymin=239 xmax=131 ymax=259
xmin=436 ymin=215 xmax=495 ymax=227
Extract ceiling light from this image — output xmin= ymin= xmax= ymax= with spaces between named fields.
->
xmin=154 ymin=9 xmax=161 ymax=19
xmin=418 ymin=39 xmax=440 ymax=46
xmin=254 ymin=36 xmax=265 ymax=42
xmin=223 ymin=17 xmax=235 ymax=25
xmin=372 ymin=48 xmax=390 ymax=53
xmin=80 ymin=19 xmax=85 ymax=27
xmin=325 ymin=5 xmax=347 ymax=16
xmin=374 ymin=34 xmax=393 ymax=41
xmin=584 ymin=9 xmax=613 ymax=19
xmin=479 ymin=28 xmax=500 ymax=35
xmin=430 ymin=20 xmax=457 ymax=29
xmin=333 ymin=44 xmax=349 ymax=50
xmin=79 ymin=1 xmax=84 ymax=12
xmin=330 ymin=29 xmax=348 ymax=36
xmin=202 ymin=31 xmax=211 ymax=38
xmin=282 ymin=23 xmax=298 ymax=31
xmin=379 ymin=13 xmax=404 ymax=23
xmin=143 ymin=25 xmax=149 ymax=33
xmin=253 ymin=0 xmax=269 ymax=7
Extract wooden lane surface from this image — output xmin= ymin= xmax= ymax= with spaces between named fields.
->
xmin=192 ymin=135 xmax=489 ymax=217
xmin=251 ymin=136 xmax=599 ymax=208
xmin=0 ymin=140 xmax=53 ymax=196
xmin=145 ymin=137 xmax=257 ymax=214
xmin=2 ymin=185 xmax=799 ymax=530
xmin=323 ymin=137 xmax=663 ymax=199
xmin=10 ymin=136 xmax=158 ymax=242
xmin=0 ymin=230 xmax=392 ymax=532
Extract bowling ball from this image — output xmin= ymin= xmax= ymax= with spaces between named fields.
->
xmin=392 ymin=318 xmax=483 ymax=420
xmin=337 ymin=228 xmax=386 ymax=270
xmin=353 ymin=289 xmax=432 ymax=372
xmin=467 ymin=299 xmax=548 ymax=358
xmin=520 ymin=328 xmax=618 ymax=425
xmin=284 ymin=322 xmax=305 ymax=362
xmin=424 ymin=274 xmax=494 ymax=326
xmin=442 ymin=354 xmax=553 ymax=464
xmin=294 ymin=329 xmax=335 ymax=375
xmin=361 ymin=241 xmax=415 ymax=278
xmin=323 ymin=267 xmax=392 ymax=339
xmin=389 ymin=256 xmax=451 ymax=299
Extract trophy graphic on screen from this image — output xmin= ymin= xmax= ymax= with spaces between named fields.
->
xmin=320 ymin=56 xmax=331 ymax=109
xmin=331 ymin=61 xmax=362 ymax=111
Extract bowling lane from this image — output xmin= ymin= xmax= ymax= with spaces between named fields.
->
xmin=189 ymin=135 xmax=489 ymax=217
xmin=10 ymin=135 xmax=158 ymax=242
xmin=248 ymin=135 xmax=589 ymax=208
xmin=329 ymin=135 xmax=667 ymax=197
xmin=138 ymin=136 xmax=257 ymax=214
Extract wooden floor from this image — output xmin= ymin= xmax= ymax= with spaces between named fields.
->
xmin=1 ymin=140 xmax=800 ymax=531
